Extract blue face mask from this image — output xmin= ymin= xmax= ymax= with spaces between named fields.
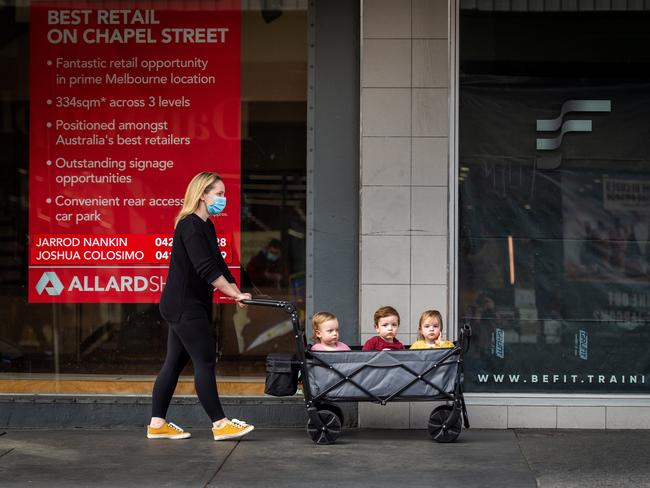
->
xmin=207 ymin=196 xmax=226 ymax=215
xmin=266 ymin=250 xmax=280 ymax=262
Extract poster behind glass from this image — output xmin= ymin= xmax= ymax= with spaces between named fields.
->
xmin=459 ymin=10 xmax=650 ymax=393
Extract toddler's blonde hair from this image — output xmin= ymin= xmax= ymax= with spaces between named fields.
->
xmin=417 ymin=310 xmax=443 ymax=341
xmin=312 ymin=311 xmax=337 ymax=343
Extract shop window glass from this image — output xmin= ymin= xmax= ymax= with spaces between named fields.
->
xmin=0 ymin=2 xmax=307 ymax=386
xmin=459 ymin=7 xmax=650 ymax=392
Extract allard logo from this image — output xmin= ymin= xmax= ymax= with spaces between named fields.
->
xmin=35 ymin=271 xmax=64 ymax=296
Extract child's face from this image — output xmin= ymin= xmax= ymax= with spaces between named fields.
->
xmin=421 ymin=316 xmax=442 ymax=343
xmin=375 ymin=315 xmax=399 ymax=342
xmin=316 ymin=318 xmax=340 ymax=347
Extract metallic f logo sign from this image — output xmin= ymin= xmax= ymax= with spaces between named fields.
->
xmin=536 ymin=100 xmax=611 ymax=151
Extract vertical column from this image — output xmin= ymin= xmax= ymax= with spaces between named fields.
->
xmin=410 ymin=0 xmax=449 ymax=342
xmin=360 ymin=0 xmax=413 ymax=429
xmin=308 ymin=0 xmax=360 ymax=345
xmin=410 ymin=0 xmax=451 ymax=430
xmin=360 ymin=0 xmax=451 ymax=428
xmin=361 ymin=0 xmax=412 ymax=352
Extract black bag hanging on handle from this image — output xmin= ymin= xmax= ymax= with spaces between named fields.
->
xmin=264 ymin=353 xmax=300 ymax=396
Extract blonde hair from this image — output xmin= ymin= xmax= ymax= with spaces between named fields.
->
xmin=312 ymin=311 xmax=337 ymax=343
xmin=174 ymin=172 xmax=222 ymax=228
xmin=373 ymin=306 xmax=400 ymax=326
xmin=417 ymin=310 xmax=443 ymax=341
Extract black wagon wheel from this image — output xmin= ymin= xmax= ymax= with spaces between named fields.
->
xmin=314 ymin=402 xmax=344 ymax=426
xmin=306 ymin=409 xmax=342 ymax=445
xmin=428 ymin=405 xmax=462 ymax=443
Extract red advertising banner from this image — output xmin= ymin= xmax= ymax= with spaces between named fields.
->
xmin=28 ymin=1 xmax=241 ymax=303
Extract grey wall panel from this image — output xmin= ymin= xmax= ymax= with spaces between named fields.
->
xmin=307 ymin=0 xmax=360 ymax=345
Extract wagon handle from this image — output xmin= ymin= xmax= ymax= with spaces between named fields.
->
xmin=240 ymin=297 xmax=303 ymax=338
xmin=239 ymin=298 xmax=300 ymax=332
xmin=240 ymin=298 xmax=293 ymax=308
xmin=241 ymin=297 xmax=312 ymax=402
xmin=460 ymin=321 xmax=472 ymax=353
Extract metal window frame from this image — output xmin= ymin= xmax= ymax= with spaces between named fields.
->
xmin=448 ymin=0 xmax=460 ymax=340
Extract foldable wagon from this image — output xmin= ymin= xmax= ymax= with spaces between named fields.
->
xmin=246 ymin=298 xmax=471 ymax=445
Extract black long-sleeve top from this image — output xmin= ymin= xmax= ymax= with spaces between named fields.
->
xmin=159 ymin=214 xmax=236 ymax=322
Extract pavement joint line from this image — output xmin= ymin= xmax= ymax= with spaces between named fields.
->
xmin=513 ymin=429 xmax=541 ymax=488
xmin=203 ymin=440 xmax=240 ymax=487
xmin=0 ymin=448 xmax=14 ymax=460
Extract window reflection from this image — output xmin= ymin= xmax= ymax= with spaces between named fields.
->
xmin=0 ymin=4 xmax=307 ymax=385
xmin=459 ymin=8 xmax=650 ymax=393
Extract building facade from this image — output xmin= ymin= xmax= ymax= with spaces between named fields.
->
xmin=360 ymin=0 xmax=650 ymax=429
xmin=1 ymin=0 xmax=649 ymax=429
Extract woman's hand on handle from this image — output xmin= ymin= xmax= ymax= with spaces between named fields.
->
xmin=212 ymin=276 xmax=250 ymax=307
xmin=235 ymin=292 xmax=252 ymax=308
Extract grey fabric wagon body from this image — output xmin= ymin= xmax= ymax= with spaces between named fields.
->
xmin=247 ymin=297 xmax=470 ymax=444
xmin=306 ymin=348 xmax=459 ymax=402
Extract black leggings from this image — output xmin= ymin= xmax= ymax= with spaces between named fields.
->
xmin=151 ymin=310 xmax=225 ymax=422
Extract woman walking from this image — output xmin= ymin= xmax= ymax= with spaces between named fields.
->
xmin=147 ymin=172 xmax=254 ymax=441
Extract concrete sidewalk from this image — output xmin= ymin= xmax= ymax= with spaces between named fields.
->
xmin=1 ymin=428 xmax=650 ymax=487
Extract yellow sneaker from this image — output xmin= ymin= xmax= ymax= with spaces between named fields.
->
xmin=212 ymin=418 xmax=254 ymax=441
xmin=147 ymin=421 xmax=191 ymax=439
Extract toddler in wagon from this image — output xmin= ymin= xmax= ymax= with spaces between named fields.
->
xmin=362 ymin=306 xmax=405 ymax=351
xmin=409 ymin=310 xmax=455 ymax=349
xmin=310 ymin=312 xmax=351 ymax=351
